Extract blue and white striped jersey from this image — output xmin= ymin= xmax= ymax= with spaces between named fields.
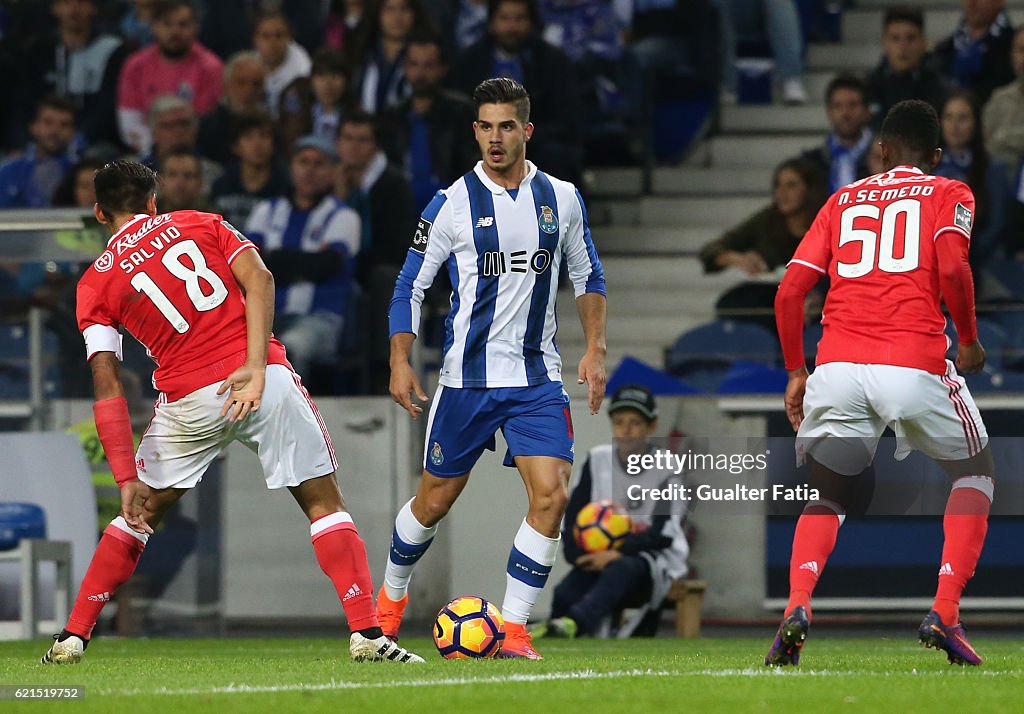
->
xmin=390 ymin=161 xmax=605 ymax=388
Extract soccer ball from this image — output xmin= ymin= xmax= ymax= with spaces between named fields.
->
xmin=573 ymin=500 xmax=633 ymax=553
xmin=434 ymin=595 xmax=505 ymax=659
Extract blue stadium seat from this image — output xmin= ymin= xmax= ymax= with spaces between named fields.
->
xmin=984 ymin=261 xmax=1024 ymax=301
xmin=983 ymin=310 xmax=1024 ymax=370
xmin=803 ymin=321 xmax=823 ymax=370
xmin=945 ymin=318 xmax=1008 ymax=369
xmin=0 ymin=502 xmax=46 ymax=551
xmin=665 ymin=320 xmax=779 ymax=391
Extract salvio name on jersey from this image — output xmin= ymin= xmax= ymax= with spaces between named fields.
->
xmin=481 ymin=249 xmax=553 ymax=277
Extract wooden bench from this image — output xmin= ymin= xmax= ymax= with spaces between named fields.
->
xmin=666 ymin=579 xmax=708 ymax=638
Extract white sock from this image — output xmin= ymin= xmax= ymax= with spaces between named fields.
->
xmin=501 ymin=519 xmax=560 ymax=625
xmin=383 ymin=498 xmax=438 ymax=600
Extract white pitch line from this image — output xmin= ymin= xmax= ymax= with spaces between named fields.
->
xmin=110 ymin=669 xmax=677 ymax=697
xmin=101 ymin=665 xmax=1019 ymax=697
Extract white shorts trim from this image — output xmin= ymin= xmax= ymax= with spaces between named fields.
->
xmin=135 ymin=364 xmax=336 ymax=490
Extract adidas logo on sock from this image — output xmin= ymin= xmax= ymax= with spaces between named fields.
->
xmin=938 ymin=562 xmax=954 ymax=577
xmin=343 ymin=583 xmax=363 ymax=602
xmin=798 ymin=561 xmax=819 ymax=576
xmin=87 ymin=592 xmax=110 ymax=602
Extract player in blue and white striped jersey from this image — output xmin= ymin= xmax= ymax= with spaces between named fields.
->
xmin=376 ymin=78 xmax=607 ymax=659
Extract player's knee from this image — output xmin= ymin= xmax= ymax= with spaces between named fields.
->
xmin=415 ymin=496 xmax=454 ymax=526
xmin=530 ymin=483 xmax=568 ymax=516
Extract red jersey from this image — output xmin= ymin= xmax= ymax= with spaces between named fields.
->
xmin=77 ymin=211 xmax=290 ymax=401
xmin=789 ymin=166 xmax=975 ymax=375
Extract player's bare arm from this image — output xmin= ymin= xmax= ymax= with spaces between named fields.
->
xmin=90 ymin=351 xmax=153 ymax=534
xmin=576 ymin=292 xmax=607 ymax=415
xmin=784 ymin=366 xmax=809 ymax=432
xmin=389 ymin=332 xmax=429 ymax=418
xmin=218 ymin=248 xmax=274 ymax=421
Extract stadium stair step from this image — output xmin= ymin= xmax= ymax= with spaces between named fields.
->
xmin=697 ymin=134 xmax=819 ymax=169
xmin=638 ymin=196 xmax=767 ymax=226
xmin=590 ymin=225 xmax=720 ymax=254
xmin=720 ymin=105 xmax=828 ymax=134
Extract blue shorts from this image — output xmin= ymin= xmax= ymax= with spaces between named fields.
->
xmin=422 ymin=382 xmax=574 ymax=477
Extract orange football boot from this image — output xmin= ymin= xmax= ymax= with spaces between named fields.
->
xmin=498 ymin=622 xmax=543 ymax=660
xmin=376 ymin=585 xmax=408 ymax=642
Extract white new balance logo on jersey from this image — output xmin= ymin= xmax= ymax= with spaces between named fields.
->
xmin=799 ymin=561 xmax=819 ymax=576
xmin=87 ymin=592 xmax=110 ymax=602
xmin=938 ymin=562 xmax=954 ymax=577
xmin=475 ymin=216 xmax=494 ymax=228
xmin=343 ymin=583 xmax=363 ymax=602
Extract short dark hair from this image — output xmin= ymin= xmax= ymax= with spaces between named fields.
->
xmin=883 ymin=6 xmax=924 ymax=32
xmin=825 ymin=73 xmax=869 ymax=106
xmin=253 ymin=8 xmax=291 ymax=35
xmin=879 ymin=99 xmax=940 ymax=157
xmin=340 ymin=108 xmax=378 ymax=142
xmin=473 ymin=77 xmax=530 ymax=124
xmin=311 ymin=47 xmax=349 ymax=77
xmin=95 ymin=161 xmax=158 ymax=219
xmin=161 ymin=147 xmax=201 ymax=168
xmin=153 ymin=0 xmax=194 ymax=22
xmin=36 ymin=94 xmax=77 ymax=120
xmin=406 ymin=29 xmax=448 ymax=63
xmin=228 ymin=110 xmax=276 ymax=145
xmin=486 ymin=0 xmax=539 ymax=25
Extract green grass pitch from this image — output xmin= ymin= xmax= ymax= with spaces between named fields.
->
xmin=2 ymin=636 xmax=1022 ymax=713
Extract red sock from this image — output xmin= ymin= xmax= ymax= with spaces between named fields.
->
xmin=933 ymin=483 xmax=991 ymax=625
xmin=787 ymin=505 xmax=843 ymax=618
xmin=66 ymin=518 xmax=147 ymax=639
xmin=311 ymin=512 xmax=378 ymax=631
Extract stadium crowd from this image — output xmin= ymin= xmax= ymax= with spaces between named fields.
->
xmin=701 ymin=2 xmax=1024 ymax=332
xmin=2 ymin=0 xmax=1024 ymax=395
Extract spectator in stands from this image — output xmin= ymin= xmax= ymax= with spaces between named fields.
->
xmin=15 ymin=0 xmax=128 ymax=150
xmin=715 ymin=0 xmax=808 ymax=104
xmin=143 ymin=95 xmax=222 ymax=192
xmin=452 ymin=0 xmax=581 ymax=181
xmin=0 ymin=96 xmax=78 ymax=209
xmin=245 ymin=136 xmax=361 ymax=379
xmin=200 ymin=0 xmax=328 ymax=59
xmin=119 ymin=0 xmax=157 ymax=49
xmin=538 ymin=385 xmax=689 ymax=639
xmin=700 ymin=156 xmax=826 ymax=276
xmin=253 ymin=10 xmax=312 ymax=119
xmin=335 ymin=110 xmax=418 ymax=284
xmin=802 ymin=74 xmax=874 ymax=194
xmin=197 ymin=51 xmax=268 ymax=166
xmin=421 ymin=0 xmax=492 ymax=53
xmin=156 ymin=148 xmax=212 ymax=213
xmin=982 ymin=27 xmax=1024 ymax=176
xmin=279 ymin=48 xmax=356 ymax=153
xmin=867 ymin=6 xmax=949 ymax=127
xmin=211 ymin=111 xmax=291 ymax=228
xmin=52 ymin=158 xmax=103 ymax=208
xmin=378 ymin=33 xmax=477 ymax=211
xmin=539 ymin=0 xmax=628 ymax=135
xmin=326 ymin=0 xmax=367 ymax=50
xmin=117 ymin=0 xmax=224 ymax=154
xmin=348 ymin=0 xmax=436 ymax=113
xmin=934 ymin=0 xmax=1013 ymax=105
xmin=935 ymin=90 xmax=1010 ymax=269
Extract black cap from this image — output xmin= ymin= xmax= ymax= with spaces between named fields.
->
xmin=608 ymin=384 xmax=657 ymax=421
